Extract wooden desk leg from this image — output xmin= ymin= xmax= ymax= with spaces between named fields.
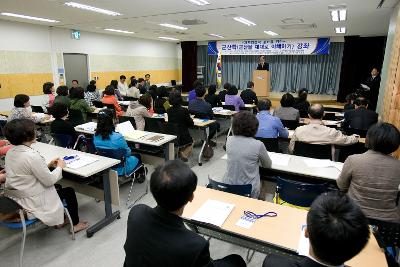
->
xmin=165 ymin=142 xmax=175 ymax=161
xmin=86 ymin=169 xmax=121 ymax=238
xmin=198 ymin=127 xmax=209 ymax=166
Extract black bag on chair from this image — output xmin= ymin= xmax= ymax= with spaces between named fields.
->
xmin=202 ymin=142 xmax=214 ymax=160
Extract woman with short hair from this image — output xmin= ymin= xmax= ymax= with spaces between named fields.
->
xmin=8 ymin=94 xmax=47 ymax=123
xmin=337 ymin=122 xmax=400 ymax=222
xmin=223 ymin=112 xmax=272 ymax=198
xmin=102 ymin=85 xmax=123 ymax=117
xmin=224 ymin=85 xmax=244 ymax=111
xmin=4 ymin=119 xmax=88 ymax=232
xmin=41 ymin=82 xmax=55 ymax=113
xmin=273 ymin=93 xmax=300 ymax=121
xmin=54 ymin=85 xmax=70 ymax=107
xmin=84 ymin=82 xmax=101 ymax=106
xmin=125 ymin=94 xmax=152 ymax=131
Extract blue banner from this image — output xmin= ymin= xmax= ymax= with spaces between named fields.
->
xmin=208 ymin=38 xmax=330 ymax=56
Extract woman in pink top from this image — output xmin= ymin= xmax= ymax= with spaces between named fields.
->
xmin=41 ymin=82 xmax=55 ymax=113
xmin=224 ymin=85 xmax=244 ymax=111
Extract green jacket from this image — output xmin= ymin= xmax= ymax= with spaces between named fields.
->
xmin=54 ymin=95 xmax=71 ymax=107
xmin=69 ymin=98 xmax=95 ymax=121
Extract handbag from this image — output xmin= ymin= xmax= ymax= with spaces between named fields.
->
xmin=202 ymin=142 xmax=214 ymax=160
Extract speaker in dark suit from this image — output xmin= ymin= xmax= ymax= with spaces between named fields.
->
xmin=257 ymin=55 xmax=270 ymax=71
xmin=343 ymin=97 xmax=378 ymax=133
xmin=361 ymin=68 xmax=381 ymax=110
xmin=124 ymin=160 xmax=246 ymax=267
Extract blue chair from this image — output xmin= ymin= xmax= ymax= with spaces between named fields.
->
xmin=95 ymin=147 xmax=147 ymax=208
xmin=275 ymin=176 xmax=328 ymax=208
xmin=0 ymin=196 xmax=75 ymax=267
xmin=207 ymin=177 xmax=252 ymax=197
xmin=51 ymin=133 xmax=87 ymax=150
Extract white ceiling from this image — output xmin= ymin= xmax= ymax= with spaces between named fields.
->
xmin=0 ymin=0 xmax=398 ymax=42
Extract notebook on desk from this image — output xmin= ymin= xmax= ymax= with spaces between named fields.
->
xmin=76 ymin=122 xmax=97 ymax=132
xmin=191 ymin=199 xmax=234 ymax=227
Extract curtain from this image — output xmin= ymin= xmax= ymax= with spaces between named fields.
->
xmin=181 ymin=41 xmax=197 ymax=92
xmin=197 ymin=45 xmax=217 ymax=85
xmin=197 ymin=42 xmax=344 ymax=94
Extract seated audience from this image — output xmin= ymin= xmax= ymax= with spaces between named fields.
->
xmin=153 ymin=86 xmax=169 ymax=114
xmin=41 ymin=82 xmax=55 ymax=113
xmin=110 ymin=79 xmax=123 ymax=100
xmin=204 ymin=84 xmax=222 ymax=108
xmin=93 ymin=109 xmax=139 ymax=176
xmin=256 ymin=99 xmax=288 ymax=139
xmin=8 ymin=94 xmax=48 ymax=123
xmin=144 ymin=73 xmax=151 ymax=91
xmin=137 ymin=78 xmax=146 ymax=94
xmin=188 ymin=80 xmax=202 ymax=102
xmin=127 ymin=78 xmax=140 ymax=98
xmin=102 ymin=85 xmax=123 ymax=117
xmin=118 ymin=75 xmax=129 ymax=96
xmin=263 ymin=192 xmax=370 ymax=267
xmin=337 ymin=122 xmax=400 ymax=223
xmin=223 ymin=112 xmax=272 ymax=199
xmin=293 ymin=88 xmax=310 ymax=118
xmin=188 ymin=85 xmax=220 ymax=146
xmin=50 ymin=103 xmax=79 ymax=144
xmin=344 ymin=93 xmax=356 ymax=111
xmin=342 ymin=97 xmax=378 ymax=133
xmin=147 ymin=84 xmax=158 ymax=101
xmin=167 ymin=92 xmax=194 ymax=162
xmin=289 ymin=104 xmax=359 ymax=153
xmin=125 ymin=94 xmax=152 ymax=131
xmin=240 ymin=81 xmax=258 ymax=105
xmin=124 ymin=160 xmax=246 ymax=267
xmin=70 ymin=86 xmax=95 ymax=121
xmin=128 ymin=75 xmax=136 ymax=88
xmin=273 ymin=93 xmax=300 ymax=121
xmin=225 ymin=85 xmax=244 ymax=111
xmin=54 ymin=85 xmax=70 ymax=107
xmin=71 ymin=79 xmax=79 ymax=89
xmin=0 ymin=140 xmax=12 ymax=156
xmin=4 ymin=119 xmax=88 ymax=232
xmin=218 ymin=82 xmax=230 ymax=102
xmin=84 ymin=81 xmax=101 ymax=106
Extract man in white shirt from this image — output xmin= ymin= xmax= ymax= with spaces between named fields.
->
xmin=118 ymin=75 xmax=129 ymax=96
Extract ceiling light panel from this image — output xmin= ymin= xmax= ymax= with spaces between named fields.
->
xmin=104 ymin=28 xmax=134 ymax=34
xmin=159 ymin=23 xmax=188 ymax=30
xmin=1 ymin=12 xmax=59 ymax=23
xmin=185 ymin=0 xmax=210 ymax=6
xmin=64 ymin=2 xmax=122 ymax=16
xmin=158 ymin=36 xmax=180 ymax=41
xmin=264 ymin=30 xmax=279 ymax=36
xmin=233 ymin=17 xmax=256 ymax=26
xmin=208 ymin=33 xmax=224 ymax=38
xmin=335 ymin=27 xmax=346 ymax=34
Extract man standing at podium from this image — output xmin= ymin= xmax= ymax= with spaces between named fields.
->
xmin=257 ymin=55 xmax=269 ymax=71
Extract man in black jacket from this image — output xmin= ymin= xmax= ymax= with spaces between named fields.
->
xmin=361 ymin=67 xmax=381 ymax=110
xmin=257 ymin=55 xmax=269 ymax=71
xmin=343 ymin=97 xmax=378 ymax=134
xmin=263 ymin=192 xmax=370 ymax=267
xmin=240 ymin=81 xmax=258 ymax=105
xmin=124 ymin=160 xmax=246 ymax=267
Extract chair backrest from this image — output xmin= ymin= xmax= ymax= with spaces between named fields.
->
xmin=31 ymin=105 xmax=44 ymax=113
xmin=281 ymin=119 xmax=299 ymax=130
xmin=207 ymin=177 xmax=252 ymax=197
xmin=323 ymin=112 xmax=336 ymax=121
xmin=51 ymin=133 xmax=73 ymax=148
xmin=95 ymin=147 xmax=125 ymax=169
xmin=276 ymin=176 xmax=328 ymax=207
xmin=119 ymin=116 xmax=137 ymax=129
xmin=368 ymin=217 xmax=400 ymax=248
xmin=182 ymin=100 xmax=189 ymax=107
xmin=255 ymin=137 xmax=280 ymax=153
xmin=293 ymin=141 xmax=332 ymax=160
xmin=337 ymin=143 xmax=368 ymax=162
xmin=171 ymin=80 xmax=177 ymax=86
xmin=68 ymin=109 xmax=85 ymax=126
xmin=104 ymin=103 xmax=115 ymax=110
xmin=122 ymin=96 xmax=138 ymax=102
xmin=92 ymin=100 xmax=104 ymax=108
xmin=144 ymin=117 xmax=163 ymax=133
xmin=222 ymin=105 xmax=235 ymax=111
xmin=0 ymin=196 xmax=21 ymax=215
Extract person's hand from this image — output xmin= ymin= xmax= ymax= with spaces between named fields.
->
xmin=57 ymin=159 xmax=66 ymax=169
xmin=0 ymin=171 xmax=6 ymax=184
xmin=49 ymin=158 xmax=60 ymax=168
xmin=44 ymin=114 xmax=51 ymax=120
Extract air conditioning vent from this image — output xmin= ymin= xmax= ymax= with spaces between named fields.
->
xmin=182 ymin=19 xmax=207 ymax=25
xmin=281 ymin=18 xmax=304 ymax=24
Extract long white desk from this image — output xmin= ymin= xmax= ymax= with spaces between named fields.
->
xmin=222 ymin=152 xmax=343 ymax=181
xmin=31 ymin=142 xmax=120 ymax=238
xmin=75 ymin=122 xmax=177 ymax=161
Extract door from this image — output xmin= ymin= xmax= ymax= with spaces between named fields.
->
xmin=63 ymin=53 xmax=89 ymax=88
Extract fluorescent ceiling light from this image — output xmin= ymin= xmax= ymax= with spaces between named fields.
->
xmin=208 ymin=33 xmax=224 ymax=38
xmin=339 ymin=9 xmax=347 ymax=21
xmin=0 ymin=12 xmax=59 ymax=23
xmin=185 ymin=0 xmax=210 ymax=6
xmin=330 ymin=9 xmax=346 ymax=21
xmin=104 ymin=28 xmax=134 ymax=34
xmin=335 ymin=27 xmax=346 ymax=34
xmin=158 ymin=36 xmax=180 ymax=41
xmin=233 ymin=17 xmax=256 ymax=26
xmin=159 ymin=23 xmax=188 ymax=30
xmin=64 ymin=2 xmax=122 ymax=16
xmin=264 ymin=30 xmax=279 ymax=36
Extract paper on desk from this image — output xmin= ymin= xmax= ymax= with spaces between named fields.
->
xmin=33 ymin=113 xmax=46 ymax=121
xmin=297 ymin=224 xmax=309 ymax=256
xmin=303 ymin=158 xmax=335 ymax=168
xmin=193 ymin=118 xmax=208 ymax=124
xmin=124 ymin=131 xmax=148 ymax=140
xmin=76 ymin=122 xmax=97 ymax=132
xmin=191 ymin=199 xmax=235 ymax=227
xmin=65 ymin=155 xmax=98 ymax=169
xmin=116 ymin=121 xmax=135 ymax=135
xmin=269 ymin=152 xmax=291 ymax=166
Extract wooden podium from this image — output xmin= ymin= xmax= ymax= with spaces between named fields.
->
xmin=253 ymin=70 xmax=270 ymax=97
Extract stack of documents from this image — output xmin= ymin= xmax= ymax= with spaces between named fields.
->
xmin=191 ymin=199 xmax=235 ymax=227
xmin=116 ymin=121 xmax=135 ymax=135
xmin=64 ymin=155 xmax=98 ymax=169
xmin=303 ymin=159 xmax=343 ymax=171
xmin=76 ymin=122 xmax=97 ymax=132
xmin=268 ymin=152 xmax=291 ymax=166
